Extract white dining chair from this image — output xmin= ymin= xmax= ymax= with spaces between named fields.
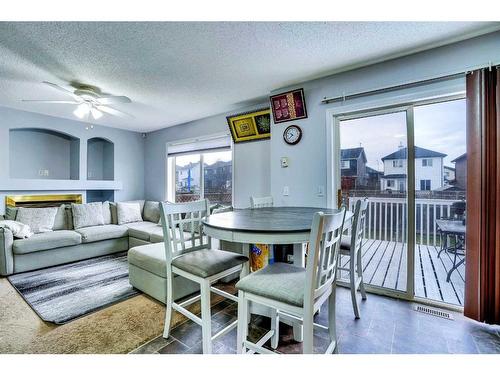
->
xmin=235 ymin=208 xmax=346 ymax=354
xmin=338 ymin=198 xmax=368 ymax=318
xmin=250 ymin=196 xmax=273 ymax=208
xmin=159 ymin=199 xmax=249 ymax=354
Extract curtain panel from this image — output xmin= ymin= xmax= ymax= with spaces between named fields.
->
xmin=464 ymin=67 xmax=500 ymax=324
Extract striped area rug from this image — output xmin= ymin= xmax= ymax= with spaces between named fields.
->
xmin=8 ymin=252 xmax=140 ymax=324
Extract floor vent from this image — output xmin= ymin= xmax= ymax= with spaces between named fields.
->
xmin=414 ymin=305 xmax=454 ymax=320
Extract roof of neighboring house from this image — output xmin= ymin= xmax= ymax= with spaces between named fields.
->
xmin=366 ymin=166 xmax=382 ymax=175
xmin=380 ymin=174 xmax=407 ymax=179
xmin=341 ymin=147 xmax=367 ymax=162
xmin=381 ymin=146 xmax=447 ymax=161
xmin=444 ymin=166 xmax=455 ymax=171
xmin=451 ymin=153 xmax=466 ymax=163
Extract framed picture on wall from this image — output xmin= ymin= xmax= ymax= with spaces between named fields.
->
xmin=226 ymin=108 xmax=271 ymax=143
xmin=270 ymin=88 xmax=307 ymax=124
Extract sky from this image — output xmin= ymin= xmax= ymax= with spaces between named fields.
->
xmin=174 ymin=150 xmax=232 ymax=167
xmin=340 ymin=99 xmax=466 ymax=171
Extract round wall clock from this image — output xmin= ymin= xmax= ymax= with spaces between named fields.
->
xmin=283 ymin=125 xmax=302 ymax=145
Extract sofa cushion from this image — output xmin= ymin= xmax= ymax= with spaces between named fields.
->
xmin=13 ymin=230 xmax=82 ymax=254
xmin=102 ymin=201 xmax=112 ymax=225
xmin=128 ymin=243 xmax=167 ymax=278
xmin=5 ymin=206 xmax=18 ymax=221
xmin=76 ymin=224 xmax=129 ymax=243
xmin=143 ymin=201 xmax=161 ymax=223
xmin=52 ymin=205 xmax=67 ymax=231
xmin=117 ymin=202 xmax=143 ymax=225
xmin=149 ymin=227 xmax=165 ymax=243
xmin=16 ymin=207 xmax=58 ymax=234
xmin=125 ymin=221 xmax=160 ymax=241
xmin=72 ymin=202 xmax=104 ymax=229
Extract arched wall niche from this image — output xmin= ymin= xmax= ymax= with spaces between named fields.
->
xmin=9 ymin=128 xmax=80 ymax=180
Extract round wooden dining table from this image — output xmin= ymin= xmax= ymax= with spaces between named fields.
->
xmin=202 ymin=206 xmax=352 ymax=341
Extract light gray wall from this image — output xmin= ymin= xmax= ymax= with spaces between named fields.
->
xmin=269 ymin=30 xmax=500 ymax=207
xmin=144 ymin=103 xmax=270 ymax=208
xmin=0 ymin=106 xmax=145 ymax=214
xmin=9 ymin=128 xmax=77 ymax=180
xmin=87 ymin=138 xmax=115 ymax=180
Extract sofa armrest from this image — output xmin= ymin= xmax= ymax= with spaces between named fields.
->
xmin=0 ymin=227 xmax=14 ymax=276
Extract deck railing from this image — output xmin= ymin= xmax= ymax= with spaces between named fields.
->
xmin=348 ymin=196 xmax=461 ymax=246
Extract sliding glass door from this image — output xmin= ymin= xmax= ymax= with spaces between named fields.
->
xmin=338 ymin=108 xmax=411 ymax=296
xmin=413 ymin=98 xmax=466 ymax=306
xmin=335 ymin=95 xmax=466 ymax=306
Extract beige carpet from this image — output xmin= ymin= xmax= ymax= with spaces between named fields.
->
xmin=0 ymin=277 xmax=230 ymax=354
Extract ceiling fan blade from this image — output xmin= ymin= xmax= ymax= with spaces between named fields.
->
xmin=21 ymin=100 xmax=79 ymax=104
xmin=42 ymin=81 xmax=81 ymax=100
xmin=95 ymin=96 xmax=132 ymax=105
xmin=96 ymin=105 xmax=134 ymax=119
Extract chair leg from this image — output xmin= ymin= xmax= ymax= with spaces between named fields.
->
xmin=162 ymin=274 xmax=173 ymax=339
xmin=349 ymin=252 xmax=361 ymax=319
xmin=237 ymin=291 xmax=249 ymax=354
xmin=270 ymin=308 xmax=279 ymax=349
xmin=200 ymin=280 xmax=212 ymax=354
xmin=328 ymin=283 xmax=338 ymax=353
xmin=357 ymin=249 xmax=367 ymax=301
xmin=302 ymin=310 xmax=314 ymax=354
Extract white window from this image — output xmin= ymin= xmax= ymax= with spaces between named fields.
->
xmin=167 ymin=135 xmax=232 ymax=205
xmin=386 ymin=179 xmax=394 ymax=188
xmin=392 ymin=159 xmax=403 ymax=168
xmin=422 ymin=158 xmax=433 ymax=167
xmin=341 ymin=160 xmax=350 ymax=169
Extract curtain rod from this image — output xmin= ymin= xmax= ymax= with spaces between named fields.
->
xmin=321 ymin=72 xmax=466 ymax=104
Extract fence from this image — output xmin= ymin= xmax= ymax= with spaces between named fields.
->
xmin=175 ymin=192 xmax=232 ymax=205
xmin=348 ymin=196 xmax=461 ymax=246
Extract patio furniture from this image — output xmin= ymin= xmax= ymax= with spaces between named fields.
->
xmin=235 ymin=208 xmax=347 ymax=354
xmin=202 ymin=206 xmax=353 ymax=343
xmin=436 ymin=219 xmax=466 ymax=282
xmin=159 ymin=199 xmax=249 ymax=354
xmin=338 ymin=198 xmax=368 ymax=318
xmin=250 ymin=196 xmax=274 ymax=208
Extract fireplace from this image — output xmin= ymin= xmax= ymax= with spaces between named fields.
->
xmin=5 ymin=194 xmax=83 ymax=208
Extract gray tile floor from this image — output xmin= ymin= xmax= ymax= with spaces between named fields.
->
xmin=130 ymin=286 xmax=500 ymax=354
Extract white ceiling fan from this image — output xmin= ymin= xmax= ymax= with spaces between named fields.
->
xmin=22 ymin=81 xmax=134 ymax=120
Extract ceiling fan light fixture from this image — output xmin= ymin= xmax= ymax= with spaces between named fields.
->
xmin=90 ymin=107 xmax=103 ymax=120
xmin=73 ymin=103 xmax=90 ymax=119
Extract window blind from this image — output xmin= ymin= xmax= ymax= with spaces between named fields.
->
xmin=167 ymin=134 xmax=231 ymax=157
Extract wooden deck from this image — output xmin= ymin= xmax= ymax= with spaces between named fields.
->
xmin=339 ymin=239 xmax=465 ymax=306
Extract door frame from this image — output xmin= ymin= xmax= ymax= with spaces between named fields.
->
xmin=326 ymin=93 xmax=465 ymax=305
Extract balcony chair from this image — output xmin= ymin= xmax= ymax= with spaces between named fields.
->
xmin=250 ymin=196 xmax=273 ymax=208
xmin=159 ymin=199 xmax=249 ymax=354
xmin=235 ymin=208 xmax=346 ymax=354
xmin=338 ymin=198 xmax=368 ymax=319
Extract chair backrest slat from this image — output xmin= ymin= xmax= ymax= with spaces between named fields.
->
xmin=160 ymin=199 xmax=210 ymax=264
xmin=305 ymin=208 xmax=346 ymax=302
xmin=250 ymin=196 xmax=273 ymax=208
xmin=350 ymin=198 xmax=369 ymax=254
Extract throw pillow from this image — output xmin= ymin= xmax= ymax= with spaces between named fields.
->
xmin=71 ymin=202 xmax=105 ymax=229
xmin=117 ymin=202 xmax=143 ymax=225
xmin=109 ymin=202 xmax=118 ymax=224
xmin=143 ymin=201 xmax=161 ymax=223
xmin=102 ymin=201 xmax=112 ymax=225
xmin=0 ymin=220 xmax=33 ymax=239
xmin=5 ymin=206 xmax=18 ymax=221
xmin=52 ymin=205 xmax=67 ymax=231
xmin=16 ymin=207 xmax=58 ymax=234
